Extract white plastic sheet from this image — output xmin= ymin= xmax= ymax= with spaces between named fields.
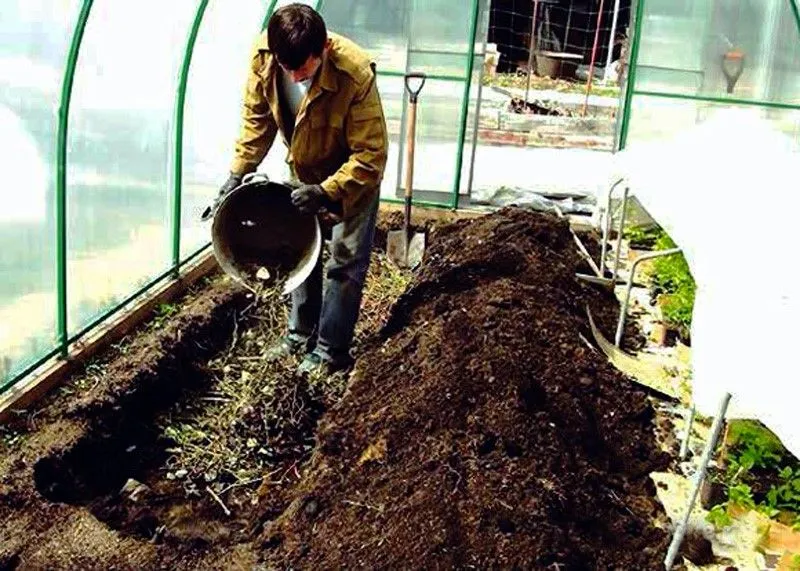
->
xmin=613 ymin=106 xmax=800 ymax=458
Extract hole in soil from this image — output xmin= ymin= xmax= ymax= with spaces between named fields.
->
xmin=33 ymin=425 xmax=167 ymax=505
xmin=30 ymin=303 xmax=248 ymax=540
xmin=503 ymin=441 xmax=523 ymax=459
xmin=0 ymin=550 xmax=21 ymax=571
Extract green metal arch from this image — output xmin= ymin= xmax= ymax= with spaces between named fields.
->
xmin=791 ymin=0 xmax=800 ymax=38
xmin=451 ymin=0 xmax=483 ymax=208
xmin=56 ymin=0 xmax=95 ymax=356
xmin=173 ymin=0 xmax=211 ymax=274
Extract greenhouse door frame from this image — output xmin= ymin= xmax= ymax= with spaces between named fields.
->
xmin=616 ymin=0 xmax=800 ymax=151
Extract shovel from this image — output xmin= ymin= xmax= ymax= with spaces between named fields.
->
xmin=721 ymin=50 xmax=745 ymax=94
xmin=388 ymin=72 xmax=427 ymax=268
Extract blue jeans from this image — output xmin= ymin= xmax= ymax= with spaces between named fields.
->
xmin=287 ymin=193 xmax=378 ymax=363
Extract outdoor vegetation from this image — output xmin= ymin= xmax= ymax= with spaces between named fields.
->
xmin=484 ymin=70 xmax=621 ymax=98
xmin=626 ymin=223 xmax=696 ymax=342
xmin=706 ymin=420 xmax=800 ymax=534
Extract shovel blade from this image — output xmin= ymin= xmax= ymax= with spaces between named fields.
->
xmin=387 ymin=229 xmax=426 ymax=268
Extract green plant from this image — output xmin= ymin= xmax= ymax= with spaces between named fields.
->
xmin=624 ymin=224 xmax=662 ymax=250
xmin=648 ymin=232 xmax=696 ymax=338
xmin=153 ymin=302 xmax=179 ymax=327
xmin=765 ymin=466 xmax=800 ymax=514
xmin=706 ymin=503 xmax=733 ymax=530
xmin=728 ymin=483 xmax=757 ymax=509
xmin=790 ymin=553 xmax=800 ymax=570
xmin=710 ymin=420 xmax=800 ymax=533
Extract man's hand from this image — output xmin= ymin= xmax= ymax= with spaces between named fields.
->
xmin=290 ymin=184 xmax=327 ymax=214
xmin=201 ymin=174 xmax=243 ymax=221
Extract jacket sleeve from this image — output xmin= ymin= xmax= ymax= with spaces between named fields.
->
xmin=230 ymin=47 xmax=278 ymax=175
xmin=319 ymin=67 xmax=388 ymax=202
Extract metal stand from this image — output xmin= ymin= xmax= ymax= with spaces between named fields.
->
xmin=664 ymin=393 xmax=732 ymax=570
xmin=614 ymin=247 xmax=682 ymax=347
xmin=573 ymin=177 xmax=627 ymax=288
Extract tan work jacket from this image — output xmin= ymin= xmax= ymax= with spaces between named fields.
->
xmin=230 ymin=32 xmax=388 ymax=219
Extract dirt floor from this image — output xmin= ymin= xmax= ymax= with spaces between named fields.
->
xmin=1 ymin=208 xmax=674 ymax=570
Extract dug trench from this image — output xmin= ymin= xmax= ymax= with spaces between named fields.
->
xmin=0 ymin=208 xmax=675 ymax=569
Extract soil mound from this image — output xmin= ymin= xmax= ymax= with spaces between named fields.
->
xmin=257 ymin=208 xmax=671 ymax=568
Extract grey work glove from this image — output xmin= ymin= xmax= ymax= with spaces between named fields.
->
xmin=201 ymin=174 xmax=242 ymax=221
xmin=290 ymin=183 xmax=328 ymax=214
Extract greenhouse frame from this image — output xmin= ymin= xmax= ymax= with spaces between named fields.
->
xmin=2 ymin=0 xmax=800 ymax=397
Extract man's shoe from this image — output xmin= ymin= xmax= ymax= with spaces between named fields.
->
xmin=264 ymin=335 xmax=307 ymax=363
xmin=295 ymin=351 xmax=352 ymax=377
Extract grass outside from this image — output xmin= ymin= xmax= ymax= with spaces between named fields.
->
xmin=484 ymin=71 xmax=621 ymax=99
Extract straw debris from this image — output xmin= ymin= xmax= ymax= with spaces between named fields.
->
xmin=155 ymin=253 xmax=411 ymax=508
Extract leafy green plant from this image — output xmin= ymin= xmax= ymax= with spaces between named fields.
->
xmin=624 ymin=224 xmax=662 ymax=250
xmin=153 ymin=302 xmax=179 ymax=328
xmin=728 ymin=483 xmax=757 ymax=509
xmin=765 ymin=466 xmax=800 ymax=514
xmin=706 ymin=503 xmax=733 ymax=530
xmin=708 ymin=420 xmax=800 ymax=533
xmin=644 ymin=232 xmax=696 ymax=340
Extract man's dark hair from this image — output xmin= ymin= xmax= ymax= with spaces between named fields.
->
xmin=267 ymin=4 xmax=327 ymax=70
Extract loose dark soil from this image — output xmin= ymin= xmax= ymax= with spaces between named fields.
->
xmin=256 ymin=208 xmax=671 ymax=569
xmin=0 ymin=208 xmax=672 ymax=570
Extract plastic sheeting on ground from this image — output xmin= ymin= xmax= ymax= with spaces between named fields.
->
xmin=611 ymin=106 xmax=800 ymax=459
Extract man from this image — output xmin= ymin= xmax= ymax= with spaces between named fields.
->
xmin=210 ymin=4 xmax=388 ymax=376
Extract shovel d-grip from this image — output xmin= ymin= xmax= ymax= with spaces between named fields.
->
xmin=721 ymin=50 xmax=745 ymax=94
xmin=404 ymin=72 xmax=426 ymax=104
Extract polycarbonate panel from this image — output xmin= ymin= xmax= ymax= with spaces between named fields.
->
xmin=409 ymin=0 xmax=474 ymax=53
xmin=66 ymin=0 xmax=196 ymax=336
xmin=181 ymin=0 xmax=270 ymax=259
xmin=408 ymin=52 xmax=469 ymax=79
xmin=319 ymin=0 xmax=408 ymax=73
xmin=377 ymin=75 xmax=404 ymax=199
xmin=399 ymin=79 xmax=465 ymax=198
xmin=635 ymin=0 xmax=800 ymax=104
xmin=0 ymin=0 xmax=81 ymax=387
xmin=625 ymin=94 xmax=800 ymax=146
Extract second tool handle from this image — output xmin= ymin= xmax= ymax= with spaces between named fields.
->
xmin=403 ymin=72 xmax=426 ymax=210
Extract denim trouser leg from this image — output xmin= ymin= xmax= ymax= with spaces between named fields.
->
xmin=287 ymin=194 xmax=378 ymax=363
xmin=287 ymin=249 xmax=323 ymax=348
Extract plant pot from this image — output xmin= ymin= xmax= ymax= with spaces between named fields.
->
xmin=534 ymin=51 xmax=582 ymax=79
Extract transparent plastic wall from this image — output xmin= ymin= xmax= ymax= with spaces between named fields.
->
xmin=320 ymin=0 xmax=487 ymax=206
xmin=66 ymin=1 xmax=197 ymax=336
xmin=0 ymin=0 xmax=486 ymax=394
xmin=619 ymin=0 xmax=800 ymax=150
xmin=0 ymin=1 xmax=81 ymax=389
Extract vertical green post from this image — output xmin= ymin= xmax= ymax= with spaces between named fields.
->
xmin=451 ymin=0 xmax=482 ymax=209
xmin=173 ymin=0 xmax=210 ymax=275
xmin=56 ymin=0 xmax=94 ymax=355
xmin=616 ymin=0 xmax=645 ymax=151
xmin=790 ymin=0 xmax=800 ymax=37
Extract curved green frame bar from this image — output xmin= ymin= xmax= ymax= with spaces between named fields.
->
xmin=173 ymin=0 xmax=211 ymax=275
xmin=451 ymin=0 xmax=482 ymax=208
xmin=56 ymin=0 xmax=95 ymax=356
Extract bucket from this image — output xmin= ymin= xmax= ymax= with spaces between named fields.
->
xmin=534 ymin=51 xmax=582 ymax=79
xmin=210 ymin=174 xmax=321 ymax=295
